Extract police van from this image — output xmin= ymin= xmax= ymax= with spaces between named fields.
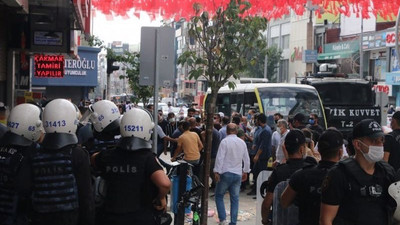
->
xmin=301 ymin=63 xmax=380 ymax=138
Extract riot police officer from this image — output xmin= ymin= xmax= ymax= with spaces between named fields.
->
xmin=280 ymin=128 xmax=344 ymax=225
xmin=91 ymin=108 xmax=171 ymax=225
xmin=30 ymin=99 xmax=94 ymax=225
xmin=83 ymin=100 xmax=121 ymax=154
xmin=0 ymin=103 xmax=43 ymax=225
xmin=320 ymin=119 xmax=395 ymax=225
xmin=261 ymin=129 xmax=317 ymax=225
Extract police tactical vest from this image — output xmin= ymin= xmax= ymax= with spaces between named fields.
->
xmin=0 ymin=146 xmax=24 ymax=219
xmin=102 ymin=149 xmax=157 ymax=213
xmin=387 ymin=130 xmax=400 ymax=171
xmin=297 ymin=162 xmax=333 ymax=225
xmin=32 ymin=148 xmax=79 ymax=213
xmin=334 ymin=158 xmax=394 ymax=225
xmin=92 ymin=139 xmax=118 ymax=154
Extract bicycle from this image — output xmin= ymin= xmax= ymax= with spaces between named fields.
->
xmin=178 ymin=174 xmax=204 ymax=225
xmin=166 ymin=154 xmax=204 ymax=225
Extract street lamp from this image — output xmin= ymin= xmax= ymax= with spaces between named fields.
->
xmin=305 ymin=0 xmax=319 ymax=74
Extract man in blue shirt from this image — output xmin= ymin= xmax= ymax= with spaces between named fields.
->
xmin=248 ymin=113 xmax=272 ymax=196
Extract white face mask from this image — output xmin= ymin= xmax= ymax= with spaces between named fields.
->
xmin=359 ymin=141 xmax=384 ymax=163
xmin=276 ymin=127 xmax=282 ymax=134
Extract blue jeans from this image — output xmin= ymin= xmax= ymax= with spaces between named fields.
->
xmin=215 ymin=172 xmax=241 ymax=225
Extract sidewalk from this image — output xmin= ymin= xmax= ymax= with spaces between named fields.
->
xmin=167 ymin=188 xmax=258 ymax=225
xmin=160 ymin=154 xmax=260 ymax=225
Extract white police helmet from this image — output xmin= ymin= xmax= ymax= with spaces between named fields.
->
xmin=43 ymin=99 xmax=79 ymax=134
xmin=7 ymin=103 xmax=43 ymax=142
xmin=89 ymin=100 xmax=120 ymax=132
xmin=120 ymin=108 xmax=154 ymax=140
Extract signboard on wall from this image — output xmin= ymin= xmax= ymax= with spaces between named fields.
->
xmin=32 ymin=46 xmax=101 ymax=87
xmin=302 ymin=50 xmax=318 ymax=63
xmin=386 ymin=72 xmax=400 ymax=85
xmin=34 ymin=54 xmax=65 ymax=78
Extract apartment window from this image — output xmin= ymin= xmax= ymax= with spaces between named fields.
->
xmin=279 ymin=59 xmax=289 ymax=82
xmin=282 ymin=35 xmax=290 ymax=49
xmin=271 ymin=37 xmax=279 ymax=47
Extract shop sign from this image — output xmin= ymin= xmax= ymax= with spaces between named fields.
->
xmin=324 ymin=40 xmax=359 ymax=54
xmin=34 ymin=54 xmax=64 ymax=78
xmin=372 ymin=84 xmax=390 ymax=94
xmin=65 ymin=58 xmax=96 ymax=76
xmin=302 ymin=50 xmax=318 ymax=63
xmin=386 ymin=31 xmax=399 ymax=47
xmin=291 ymin=46 xmax=303 ymax=62
xmin=31 ymin=46 xmax=100 ymax=87
xmin=386 ymin=72 xmax=400 ymax=85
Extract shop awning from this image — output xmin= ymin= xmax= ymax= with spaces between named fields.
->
xmin=317 ymin=51 xmax=357 ymax=60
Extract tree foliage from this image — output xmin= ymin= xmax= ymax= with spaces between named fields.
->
xmin=87 ymin=35 xmax=105 ymax=48
xmin=115 ymin=51 xmax=154 ymax=105
xmin=178 ymin=0 xmax=268 ymax=90
xmin=177 ymin=0 xmax=268 ymax=223
xmin=266 ymin=45 xmax=283 ymax=82
xmin=242 ymin=44 xmax=282 ymax=81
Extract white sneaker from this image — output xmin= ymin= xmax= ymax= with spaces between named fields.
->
xmin=218 ymin=221 xmax=229 ymax=225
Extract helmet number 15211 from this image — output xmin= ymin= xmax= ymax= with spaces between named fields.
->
xmin=124 ymin=125 xmax=144 ymax=132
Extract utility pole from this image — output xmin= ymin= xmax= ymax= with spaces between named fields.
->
xmin=360 ymin=13 xmax=364 ymax=79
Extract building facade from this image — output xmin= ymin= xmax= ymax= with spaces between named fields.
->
xmin=0 ymin=0 xmax=92 ymax=108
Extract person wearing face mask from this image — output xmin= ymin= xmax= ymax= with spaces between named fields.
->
xmin=320 ymin=119 xmax=396 ymax=225
xmin=275 ymin=119 xmax=290 ymax=164
xmin=273 ymin=113 xmax=283 ymax=126
xmin=271 ymin=116 xmax=282 ymax=164
xmin=307 ymin=113 xmax=324 ymax=142
xmin=261 ymin=129 xmax=317 ymax=225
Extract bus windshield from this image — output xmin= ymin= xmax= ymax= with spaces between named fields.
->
xmin=257 ymin=87 xmax=325 ymax=128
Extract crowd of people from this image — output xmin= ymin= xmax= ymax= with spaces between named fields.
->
xmin=1 ymin=98 xmax=400 ymax=225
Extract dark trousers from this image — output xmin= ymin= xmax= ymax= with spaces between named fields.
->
xmin=98 ymin=208 xmax=156 ymax=225
xmin=31 ymin=210 xmax=79 ymax=225
xmin=252 ymin=158 xmax=268 ymax=191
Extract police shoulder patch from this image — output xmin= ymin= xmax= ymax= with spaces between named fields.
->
xmin=321 ymin=175 xmax=331 ymax=192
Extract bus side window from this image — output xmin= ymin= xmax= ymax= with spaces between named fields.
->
xmin=244 ymin=92 xmax=259 ymax=113
xmin=231 ymin=94 xmax=237 ymax=115
xmin=217 ymin=94 xmax=230 ymax=116
xmin=237 ymin=94 xmax=244 ymax=115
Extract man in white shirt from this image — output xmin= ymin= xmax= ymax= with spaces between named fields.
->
xmin=214 ymin=123 xmax=251 ymax=225
xmin=276 ymin=119 xmax=290 ymax=164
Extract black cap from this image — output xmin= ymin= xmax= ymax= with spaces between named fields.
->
xmin=285 ymin=129 xmax=306 ymax=153
xmin=318 ymin=129 xmax=344 ymax=151
xmin=293 ymin=113 xmax=306 ymax=124
xmin=352 ymin=119 xmax=384 ymax=139
xmin=393 ymin=111 xmax=400 ymax=121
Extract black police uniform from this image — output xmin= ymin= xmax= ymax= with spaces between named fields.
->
xmin=0 ymin=123 xmax=7 ymax=139
xmin=321 ymin=158 xmax=395 ymax=225
xmin=289 ymin=160 xmax=336 ymax=225
xmin=31 ymin=133 xmax=94 ymax=225
xmin=266 ymin=157 xmax=317 ymax=193
xmin=77 ymin=121 xmax=120 ymax=155
xmin=94 ymin=145 xmax=163 ymax=225
xmin=0 ymin=132 xmax=34 ymax=225
xmin=384 ymin=129 xmax=400 ymax=171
